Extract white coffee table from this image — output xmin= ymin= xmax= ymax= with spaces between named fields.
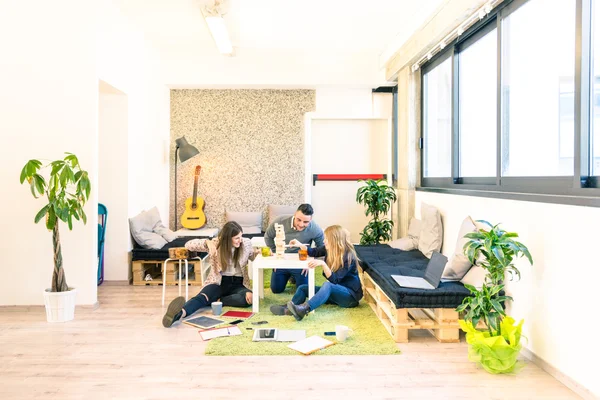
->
xmin=251 ymin=253 xmax=315 ymax=313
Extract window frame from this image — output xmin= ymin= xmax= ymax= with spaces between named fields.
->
xmin=418 ymin=0 xmax=600 ymax=208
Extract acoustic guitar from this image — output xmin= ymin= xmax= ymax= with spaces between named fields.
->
xmin=181 ymin=165 xmax=207 ymax=229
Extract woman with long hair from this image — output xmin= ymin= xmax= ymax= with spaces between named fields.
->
xmin=270 ymin=225 xmax=363 ymax=321
xmin=162 ymin=221 xmax=258 ymax=328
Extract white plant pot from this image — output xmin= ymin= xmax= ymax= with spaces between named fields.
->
xmin=43 ymin=288 xmax=77 ymax=323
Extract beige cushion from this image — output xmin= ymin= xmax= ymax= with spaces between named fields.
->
xmin=129 ymin=207 xmax=170 ymax=249
xmin=460 ymin=265 xmax=487 ymax=289
xmin=226 ymin=211 xmax=263 ymax=234
xmin=417 ymin=203 xmax=443 ymax=258
xmin=389 ymin=218 xmax=422 ymax=251
xmin=442 ymin=216 xmax=478 ymax=280
xmin=267 ymin=204 xmax=296 ymax=227
xmin=388 ymin=237 xmax=416 ymax=251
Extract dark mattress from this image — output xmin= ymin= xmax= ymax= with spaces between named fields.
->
xmin=131 ymin=232 xmax=265 ymax=261
xmin=355 ymin=245 xmax=470 ymax=309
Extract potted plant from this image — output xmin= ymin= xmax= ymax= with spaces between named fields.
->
xmin=20 ymin=153 xmax=91 ymax=322
xmin=457 ymin=220 xmax=532 ymax=374
xmin=355 ymin=179 xmax=397 ymax=245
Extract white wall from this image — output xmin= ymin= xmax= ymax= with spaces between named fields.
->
xmin=415 ymin=191 xmax=600 ymax=398
xmin=0 ymin=0 xmax=98 ymax=305
xmin=98 ymin=84 xmax=129 ymax=281
xmin=308 ymin=88 xmax=393 ymax=243
xmin=97 ymin=1 xmax=171 ymax=226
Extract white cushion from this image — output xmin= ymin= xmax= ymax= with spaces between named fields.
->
xmin=408 ymin=217 xmax=421 ymax=239
xmin=460 ymin=265 xmax=487 ymax=289
xmin=267 ymin=204 xmax=296 ymax=227
xmin=442 ymin=216 xmax=478 ymax=280
xmin=388 ymin=237 xmax=417 ymax=251
xmin=129 ymin=207 xmax=174 ymax=249
xmin=417 ymin=203 xmax=443 ymax=258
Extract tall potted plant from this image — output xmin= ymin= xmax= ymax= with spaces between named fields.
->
xmin=355 ymin=179 xmax=397 ymax=245
xmin=457 ymin=220 xmax=532 ymax=374
xmin=20 ymin=153 xmax=91 ymax=322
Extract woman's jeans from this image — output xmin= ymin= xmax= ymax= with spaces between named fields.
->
xmin=291 ymin=281 xmax=358 ymax=311
xmin=182 ymin=276 xmax=251 ymax=316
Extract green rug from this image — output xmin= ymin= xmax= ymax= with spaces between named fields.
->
xmin=205 ymin=267 xmax=401 ymax=356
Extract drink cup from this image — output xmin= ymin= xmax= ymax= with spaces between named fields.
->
xmin=211 ymin=301 xmax=223 ymax=316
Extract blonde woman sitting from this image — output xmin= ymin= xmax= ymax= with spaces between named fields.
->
xmin=270 ymin=225 xmax=363 ymax=320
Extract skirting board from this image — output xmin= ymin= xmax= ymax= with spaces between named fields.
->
xmin=521 ymin=347 xmax=598 ymax=400
xmin=0 ymin=301 xmax=100 ymax=311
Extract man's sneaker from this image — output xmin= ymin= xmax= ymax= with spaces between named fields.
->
xmin=162 ymin=296 xmax=186 ymax=328
xmin=270 ymin=304 xmax=291 ymax=316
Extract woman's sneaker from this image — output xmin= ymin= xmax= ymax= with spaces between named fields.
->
xmin=162 ymin=296 xmax=186 ymax=328
xmin=270 ymin=304 xmax=291 ymax=316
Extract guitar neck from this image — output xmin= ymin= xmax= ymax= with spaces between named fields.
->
xmin=192 ymin=174 xmax=199 ymax=206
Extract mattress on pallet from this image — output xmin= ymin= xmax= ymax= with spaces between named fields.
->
xmin=131 ymin=232 xmax=266 ymax=261
xmin=355 ymin=245 xmax=471 ymax=309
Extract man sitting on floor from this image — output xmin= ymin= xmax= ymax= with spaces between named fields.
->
xmin=264 ymin=203 xmax=324 ymax=294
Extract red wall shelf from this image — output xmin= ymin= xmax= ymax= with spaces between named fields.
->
xmin=312 ymin=174 xmax=387 ymax=185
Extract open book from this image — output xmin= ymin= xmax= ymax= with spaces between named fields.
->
xmin=198 ymin=325 xmax=242 ymax=341
xmin=287 ymin=335 xmax=335 ymax=355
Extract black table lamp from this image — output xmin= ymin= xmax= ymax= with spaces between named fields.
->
xmin=174 ymin=136 xmax=200 ymax=230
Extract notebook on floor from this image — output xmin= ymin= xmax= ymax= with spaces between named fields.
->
xmin=287 ymin=335 xmax=335 ymax=355
xmin=198 ymin=325 xmax=242 ymax=341
xmin=183 ymin=315 xmax=224 ymax=329
xmin=221 ymin=310 xmax=254 ymax=319
xmin=391 ymin=251 xmax=448 ymax=290
xmin=252 ymin=328 xmax=306 ymax=342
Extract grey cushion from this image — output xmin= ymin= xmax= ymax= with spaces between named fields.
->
xmin=417 ymin=203 xmax=443 ymax=258
xmin=442 ymin=216 xmax=477 ymax=280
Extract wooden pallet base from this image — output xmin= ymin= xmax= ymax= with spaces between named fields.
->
xmin=359 ymin=266 xmax=460 ymax=343
xmin=131 ymin=260 xmax=203 ymax=286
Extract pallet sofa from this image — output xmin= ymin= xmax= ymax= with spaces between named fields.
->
xmin=131 ymin=236 xmax=210 ymax=286
xmin=355 ymin=245 xmax=471 ymax=343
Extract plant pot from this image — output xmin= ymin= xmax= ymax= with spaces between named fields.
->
xmin=43 ymin=288 xmax=77 ymax=323
xmin=459 ymin=317 xmax=524 ymax=374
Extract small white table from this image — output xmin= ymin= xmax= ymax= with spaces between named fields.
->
xmin=251 ymin=254 xmax=315 ymax=313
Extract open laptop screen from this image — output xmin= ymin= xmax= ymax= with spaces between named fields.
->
xmin=424 ymin=252 xmax=448 ymax=288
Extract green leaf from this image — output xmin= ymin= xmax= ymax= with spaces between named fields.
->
xmin=34 ymin=204 xmax=50 ymax=224
xmin=476 ymin=219 xmax=493 ymax=228
xmin=46 ymin=208 xmax=57 ymax=230
xmin=81 ymin=208 xmax=87 ymax=224
xmin=67 ymin=214 xmax=73 ymax=230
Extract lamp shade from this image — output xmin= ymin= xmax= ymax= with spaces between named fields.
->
xmin=175 ymin=136 xmax=199 ymax=162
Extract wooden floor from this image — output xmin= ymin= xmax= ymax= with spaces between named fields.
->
xmin=0 ymin=284 xmax=580 ymax=400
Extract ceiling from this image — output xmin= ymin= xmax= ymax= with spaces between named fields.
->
xmin=113 ymin=0 xmax=445 ymax=86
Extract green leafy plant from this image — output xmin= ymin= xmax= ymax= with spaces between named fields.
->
xmin=457 ymin=220 xmax=532 ymax=336
xmin=20 ymin=153 xmax=91 ymax=292
xmin=456 ymin=221 xmax=532 ymax=374
xmin=355 ymin=179 xmax=397 ymax=245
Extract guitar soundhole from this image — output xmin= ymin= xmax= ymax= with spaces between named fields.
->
xmin=191 ymin=204 xmax=197 ymax=210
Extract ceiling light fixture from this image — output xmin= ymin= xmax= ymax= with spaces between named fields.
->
xmin=200 ymin=0 xmax=233 ymax=55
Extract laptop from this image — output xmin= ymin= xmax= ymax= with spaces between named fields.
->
xmin=391 ymin=251 xmax=448 ymax=290
xmin=252 ymin=328 xmax=306 ymax=342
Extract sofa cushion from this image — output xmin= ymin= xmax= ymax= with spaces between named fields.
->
xmin=267 ymin=204 xmax=296 ymax=227
xmin=355 ymin=245 xmax=470 ymax=308
xmin=442 ymin=216 xmax=478 ymax=280
xmin=129 ymin=207 xmax=176 ymax=249
xmin=226 ymin=211 xmax=262 ymax=234
xmin=417 ymin=203 xmax=443 ymax=258
xmin=460 ymin=265 xmax=487 ymax=289
xmin=388 ymin=237 xmax=417 ymax=251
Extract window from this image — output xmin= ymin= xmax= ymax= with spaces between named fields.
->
xmin=592 ymin=2 xmax=600 ymax=175
xmin=423 ymin=56 xmax=452 ymax=177
xmin=501 ymin=0 xmax=575 ymax=177
xmin=418 ymin=0 xmax=600 ymax=206
xmin=459 ymin=27 xmax=497 ymax=178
